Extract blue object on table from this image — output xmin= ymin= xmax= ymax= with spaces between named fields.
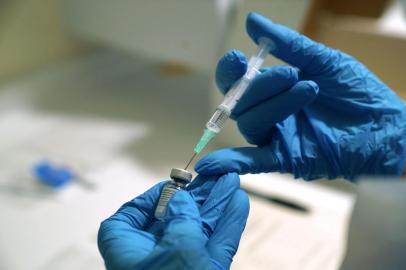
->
xmin=33 ymin=161 xmax=74 ymax=188
xmin=196 ymin=12 xmax=406 ymax=181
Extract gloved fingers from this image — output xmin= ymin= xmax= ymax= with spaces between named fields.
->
xmin=186 ymin=174 xmax=219 ymax=207
xmin=199 ymin=173 xmax=240 ymax=238
xmin=187 ymin=174 xmax=242 ymax=240
xmin=98 ymin=216 xmax=157 ymax=269
xmin=195 ymin=147 xmax=280 ymax=176
xmin=134 ymin=247 xmax=214 ymax=270
xmin=231 ymin=66 xmax=298 ymax=118
xmin=215 ymin=50 xmax=248 ymax=94
xmin=98 ymin=182 xmax=168 ymax=268
xmin=160 ymin=190 xmax=205 ymax=248
xmin=207 ymin=189 xmax=250 ymax=270
xmin=110 ymin=181 xmax=167 ymax=229
xmin=246 ymin=12 xmax=338 ymax=75
xmin=236 ymin=80 xmax=319 ymax=146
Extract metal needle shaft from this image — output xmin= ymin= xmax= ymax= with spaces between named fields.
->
xmin=184 ymin=153 xmax=197 ymax=170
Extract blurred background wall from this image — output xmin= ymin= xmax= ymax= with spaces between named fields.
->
xmin=1 ymin=0 xmax=405 ymax=97
xmin=1 ymin=0 xmax=404 ymax=117
xmin=302 ymin=0 xmax=406 ymax=98
xmin=0 ymin=0 xmax=90 ymax=82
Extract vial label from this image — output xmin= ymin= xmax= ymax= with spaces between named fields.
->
xmin=154 ymin=183 xmax=179 ymax=221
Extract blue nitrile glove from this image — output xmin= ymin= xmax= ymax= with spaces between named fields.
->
xmin=98 ymin=173 xmax=249 ymax=270
xmin=196 ymin=12 xmax=406 ymax=181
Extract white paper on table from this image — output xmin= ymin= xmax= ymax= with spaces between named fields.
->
xmin=232 ymin=174 xmax=356 ymax=270
xmin=0 ymin=110 xmax=158 ymax=270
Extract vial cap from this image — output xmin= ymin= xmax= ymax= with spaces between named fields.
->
xmin=170 ymin=168 xmax=192 ymax=183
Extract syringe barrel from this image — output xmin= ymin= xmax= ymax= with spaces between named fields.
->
xmin=206 ymin=105 xmax=230 ymax=133
xmin=205 ymin=74 xmax=253 ymax=133
xmin=221 ymin=66 xmax=259 ymax=110
xmin=205 ymin=38 xmax=273 ymax=133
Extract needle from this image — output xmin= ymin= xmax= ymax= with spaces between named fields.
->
xmin=184 ymin=153 xmax=197 ymax=170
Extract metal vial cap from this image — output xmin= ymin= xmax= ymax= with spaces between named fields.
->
xmin=170 ymin=168 xmax=192 ymax=184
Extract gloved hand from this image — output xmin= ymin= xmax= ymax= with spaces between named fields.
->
xmin=98 ymin=173 xmax=249 ymax=270
xmin=196 ymin=12 xmax=406 ymax=181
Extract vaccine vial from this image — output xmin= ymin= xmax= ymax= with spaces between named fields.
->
xmin=154 ymin=168 xmax=193 ymax=221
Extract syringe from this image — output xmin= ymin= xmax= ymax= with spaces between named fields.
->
xmin=185 ymin=37 xmax=274 ymax=168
